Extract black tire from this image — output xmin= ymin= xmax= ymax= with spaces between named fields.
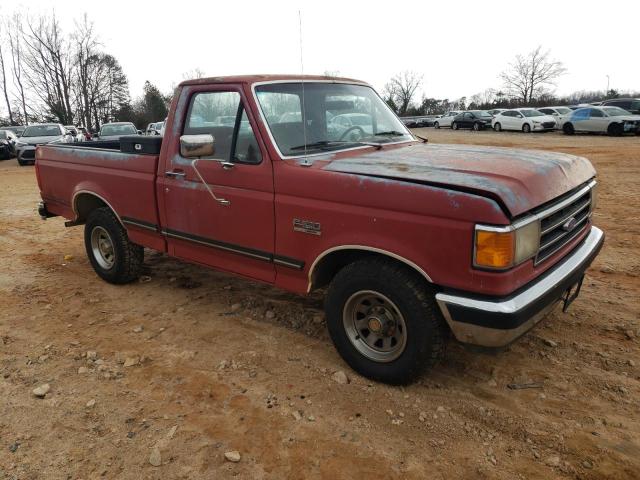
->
xmin=451 ymin=122 xmax=458 ymax=130
xmin=493 ymin=122 xmax=501 ymax=132
xmin=522 ymin=123 xmax=531 ymax=133
xmin=473 ymin=122 xmax=481 ymax=131
xmin=84 ymin=207 xmax=143 ymax=284
xmin=607 ymin=123 xmax=623 ymax=136
xmin=325 ymin=258 xmax=448 ymax=385
xmin=563 ymin=123 xmax=575 ymax=135
xmin=434 ymin=121 xmax=440 ymax=129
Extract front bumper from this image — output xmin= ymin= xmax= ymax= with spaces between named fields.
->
xmin=436 ymin=226 xmax=604 ymax=347
xmin=17 ymin=145 xmax=36 ymax=163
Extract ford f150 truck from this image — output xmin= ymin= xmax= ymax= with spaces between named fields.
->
xmin=35 ymin=75 xmax=604 ymax=384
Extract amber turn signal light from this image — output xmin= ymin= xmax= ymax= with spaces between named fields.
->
xmin=475 ymin=230 xmax=515 ymax=269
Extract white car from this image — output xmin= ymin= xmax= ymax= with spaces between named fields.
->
xmin=433 ymin=111 xmax=461 ymax=129
xmin=15 ymin=123 xmax=73 ymax=165
xmin=536 ymin=106 xmax=573 ymax=130
xmin=562 ymin=106 xmax=640 ymax=136
xmin=491 ymin=109 xmax=556 ymax=133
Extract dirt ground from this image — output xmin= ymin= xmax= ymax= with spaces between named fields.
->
xmin=1 ymin=129 xmax=638 ymax=480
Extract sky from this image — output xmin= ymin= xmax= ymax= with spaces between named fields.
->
xmin=2 ymin=0 xmax=639 ymax=101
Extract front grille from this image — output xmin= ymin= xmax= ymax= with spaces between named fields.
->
xmin=21 ymin=150 xmax=35 ymax=159
xmin=535 ymin=184 xmax=593 ymax=265
xmin=542 ymin=121 xmax=556 ymax=128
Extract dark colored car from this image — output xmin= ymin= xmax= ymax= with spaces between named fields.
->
xmin=451 ymin=110 xmax=493 ymax=131
xmin=600 ymin=98 xmax=640 ymax=115
xmin=0 ymin=130 xmax=18 ymax=159
xmin=401 ymin=118 xmax=419 ymax=128
xmin=416 ymin=117 xmax=435 ymax=127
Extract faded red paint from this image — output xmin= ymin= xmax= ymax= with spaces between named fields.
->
xmin=36 ymin=75 xmax=597 ymax=298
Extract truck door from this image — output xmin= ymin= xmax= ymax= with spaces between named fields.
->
xmin=159 ymin=84 xmax=276 ymax=283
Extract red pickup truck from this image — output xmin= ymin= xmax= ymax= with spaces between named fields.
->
xmin=35 ymin=75 xmax=604 ymax=384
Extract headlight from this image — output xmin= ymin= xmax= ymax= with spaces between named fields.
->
xmin=474 ymin=220 xmax=540 ymax=269
xmin=16 ymin=141 xmax=27 ymax=147
xmin=532 ymin=121 xmax=541 ymax=125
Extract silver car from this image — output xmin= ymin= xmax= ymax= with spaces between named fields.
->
xmin=15 ymin=124 xmax=72 ymax=166
xmin=97 ymin=122 xmax=139 ymax=141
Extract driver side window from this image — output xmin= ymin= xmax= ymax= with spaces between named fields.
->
xmin=183 ymin=91 xmax=262 ymax=164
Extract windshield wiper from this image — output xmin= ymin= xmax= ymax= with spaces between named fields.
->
xmin=373 ymin=130 xmax=408 ymax=137
xmin=290 ymin=140 xmax=381 ymax=151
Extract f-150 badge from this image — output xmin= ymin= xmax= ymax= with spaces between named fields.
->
xmin=293 ymin=218 xmax=321 ymax=236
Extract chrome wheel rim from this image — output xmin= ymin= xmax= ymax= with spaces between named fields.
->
xmin=91 ymin=226 xmax=115 ymax=269
xmin=342 ymin=290 xmax=407 ymax=363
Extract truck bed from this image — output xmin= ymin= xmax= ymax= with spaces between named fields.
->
xmin=36 ymin=141 xmax=163 ymax=250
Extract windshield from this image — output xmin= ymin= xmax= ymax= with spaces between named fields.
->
xmin=470 ymin=110 xmax=492 ymax=118
xmin=100 ymin=124 xmax=137 ymax=136
xmin=255 ymin=83 xmax=411 ymax=156
xmin=22 ymin=125 xmax=62 ymax=137
xmin=520 ymin=109 xmax=544 ymax=117
xmin=603 ymin=106 xmax=631 ymax=117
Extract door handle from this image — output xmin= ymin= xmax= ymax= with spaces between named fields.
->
xmin=165 ymin=169 xmax=186 ymax=179
xmin=220 ymin=161 xmax=235 ymax=170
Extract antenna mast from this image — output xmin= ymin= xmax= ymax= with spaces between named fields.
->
xmin=298 ymin=10 xmax=308 ymax=158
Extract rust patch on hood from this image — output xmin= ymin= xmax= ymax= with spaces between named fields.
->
xmin=323 ymin=143 xmax=596 ymax=217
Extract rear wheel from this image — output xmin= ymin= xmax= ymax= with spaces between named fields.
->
xmin=522 ymin=123 xmax=531 ymax=133
xmin=563 ymin=123 xmax=575 ymax=135
xmin=434 ymin=121 xmax=440 ymax=129
xmin=325 ymin=258 xmax=448 ymax=385
xmin=493 ymin=122 xmax=502 ymax=132
xmin=607 ymin=123 xmax=623 ymax=136
xmin=84 ymin=207 xmax=143 ymax=284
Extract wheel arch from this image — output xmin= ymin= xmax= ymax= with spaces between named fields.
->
xmin=307 ymin=245 xmax=433 ymax=293
xmin=72 ymin=190 xmax=124 ymax=227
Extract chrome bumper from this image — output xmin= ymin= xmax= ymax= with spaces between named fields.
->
xmin=436 ymin=226 xmax=604 ymax=347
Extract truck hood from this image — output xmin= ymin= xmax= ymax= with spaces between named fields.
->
xmin=323 ymin=143 xmax=596 ymax=217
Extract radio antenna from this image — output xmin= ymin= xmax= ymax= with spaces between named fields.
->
xmin=298 ymin=10 xmax=308 ymax=158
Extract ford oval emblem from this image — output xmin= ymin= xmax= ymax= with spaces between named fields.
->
xmin=562 ymin=217 xmax=578 ymax=232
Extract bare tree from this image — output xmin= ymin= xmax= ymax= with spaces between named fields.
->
xmin=21 ymin=13 xmax=75 ymax=124
xmin=383 ymin=71 xmax=423 ymax=116
xmin=0 ymin=42 xmax=14 ymax=124
xmin=500 ymin=46 xmax=566 ymax=104
xmin=5 ymin=14 xmax=29 ymax=124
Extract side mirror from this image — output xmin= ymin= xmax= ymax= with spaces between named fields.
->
xmin=180 ymin=134 xmax=215 ymax=158
xmin=137 ymin=130 xmax=143 ymax=135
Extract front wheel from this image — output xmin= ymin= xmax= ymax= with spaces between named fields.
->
xmin=325 ymin=259 xmax=448 ymax=385
xmin=563 ymin=123 xmax=575 ymax=135
xmin=493 ymin=122 xmax=502 ymax=132
xmin=84 ymin=207 xmax=143 ymax=284
xmin=522 ymin=123 xmax=531 ymax=133
xmin=452 ymin=122 xmax=459 ymax=130
xmin=434 ymin=121 xmax=440 ymax=129
xmin=472 ymin=122 xmax=481 ymax=131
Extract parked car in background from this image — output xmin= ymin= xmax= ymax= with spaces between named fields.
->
xmin=0 ymin=129 xmax=18 ymax=159
xmin=451 ymin=111 xmax=493 ymax=131
xmin=159 ymin=117 xmax=168 ymax=136
xmin=401 ymin=117 xmax=418 ymax=128
xmin=78 ymin=126 xmax=92 ymax=141
xmin=416 ymin=117 xmax=435 ymax=127
xmin=537 ymin=106 xmax=573 ymax=129
xmin=487 ymin=109 xmax=506 ymax=117
xmin=600 ymin=98 xmax=640 ymax=115
xmin=146 ymin=122 xmax=164 ymax=135
xmin=492 ymin=109 xmax=556 ymax=133
xmin=0 ymin=125 xmax=26 ymax=136
xmin=15 ymin=123 xmax=72 ymax=166
xmin=64 ymin=125 xmax=85 ymax=142
xmin=328 ymin=113 xmax=375 ymax=140
xmin=563 ymin=106 xmax=640 ymax=136
xmin=97 ymin=122 xmax=139 ymax=141
xmin=434 ymin=111 xmax=461 ymax=129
